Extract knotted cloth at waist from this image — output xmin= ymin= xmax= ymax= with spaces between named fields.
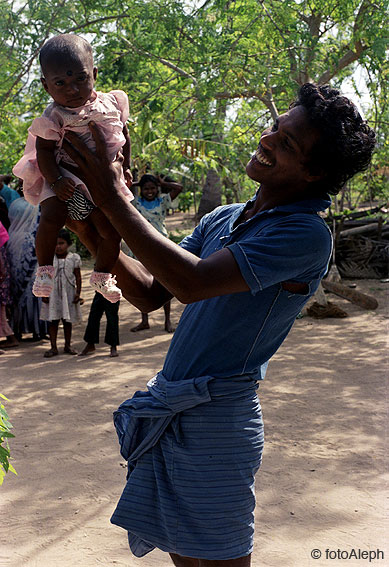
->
xmin=113 ymin=371 xmax=260 ymax=468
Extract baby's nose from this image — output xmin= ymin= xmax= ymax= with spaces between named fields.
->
xmin=67 ymin=82 xmax=79 ymax=93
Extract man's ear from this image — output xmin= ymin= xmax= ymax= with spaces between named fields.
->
xmin=41 ymin=77 xmax=49 ymax=93
xmin=305 ymin=171 xmax=324 ymax=183
xmin=303 ymin=162 xmax=325 ymax=183
xmin=93 ymin=67 xmax=98 ymax=81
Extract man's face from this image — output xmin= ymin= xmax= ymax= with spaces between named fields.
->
xmin=246 ymin=105 xmax=320 ymax=193
xmin=41 ymin=54 xmax=97 ymax=108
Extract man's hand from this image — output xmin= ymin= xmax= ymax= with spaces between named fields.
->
xmin=124 ymin=167 xmax=133 ymax=189
xmin=62 ymin=122 xmax=123 ymax=208
xmin=52 ymin=177 xmax=75 ymax=201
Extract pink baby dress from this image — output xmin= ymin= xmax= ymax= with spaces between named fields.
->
xmin=13 ymin=90 xmax=133 ymax=205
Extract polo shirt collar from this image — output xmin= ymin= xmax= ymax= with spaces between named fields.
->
xmin=228 ymin=190 xmax=331 ymax=234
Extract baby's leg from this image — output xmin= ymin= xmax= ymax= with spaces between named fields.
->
xmin=36 ymin=197 xmax=68 ymax=265
xmin=87 ymin=209 xmax=122 ymax=303
xmin=88 ymin=208 xmax=121 ymax=273
xmin=33 ymin=197 xmax=68 ymax=298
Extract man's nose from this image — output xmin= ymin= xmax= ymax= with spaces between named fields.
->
xmin=260 ymin=129 xmax=275 ymax=149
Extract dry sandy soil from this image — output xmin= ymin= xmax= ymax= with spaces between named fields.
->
xmin=1 ymin=215 xmax=388 ymax=567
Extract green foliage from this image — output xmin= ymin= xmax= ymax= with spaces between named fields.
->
xmin=0 ymin=0 xmax=387 ymax=207
xmin=168 ymin=227 xmax=193 ymax=245
xmin=0 ymin=393 xmax=17 ymax=485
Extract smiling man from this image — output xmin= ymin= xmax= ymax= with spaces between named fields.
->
xmin=63 ymin=83 xmax=375 ymax=567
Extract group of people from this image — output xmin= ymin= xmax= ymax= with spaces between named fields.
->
xmin=7 ymin=32 xmax=376 ymax=567
xmin=0 ymin=175 xmax=45 ymax=353
xmin=0 ymin=169 xmax=182 ymax=358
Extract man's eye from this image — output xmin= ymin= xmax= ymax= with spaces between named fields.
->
xmin=283 ymin=137 xmax=293 ymax=150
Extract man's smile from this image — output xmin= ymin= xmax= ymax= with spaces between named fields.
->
xmin=252 ymin=144 xmax=273 ymax=167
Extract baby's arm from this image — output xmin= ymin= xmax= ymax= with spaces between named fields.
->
xmin=36 ymin=136 xmax=75 ymax=201
xmin=121 ymin=124 xmax=133 ymax=188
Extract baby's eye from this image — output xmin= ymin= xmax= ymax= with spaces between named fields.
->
xmin=55 ymin=81 xmax=64 ymax=87
xmin=77 ymin=75 xmax=87 ymax=82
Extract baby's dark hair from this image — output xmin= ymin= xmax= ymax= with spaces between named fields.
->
xmin=58 ymin=228 xmax=72 ymax=245
xmin=39 ymin=34 xmax=93 ymax=73
xmin=291 ymin=83 xmax=376 ymax=196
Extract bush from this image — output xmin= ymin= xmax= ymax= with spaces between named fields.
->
xmin=0 ymin=394 xmax=17 ymax=485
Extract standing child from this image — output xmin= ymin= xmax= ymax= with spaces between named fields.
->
xmin=40 ymin=228 xmax=82 ymax=358
xmin=13 ymin=34 xmax=133 ymax=304
xmin=129 ymin=174 xmax=182 ymax=333
xmin=79 ymin=292 xmax=120 ymax=358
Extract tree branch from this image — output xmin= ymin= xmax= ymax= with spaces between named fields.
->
xmin=120 ymin=36 xmax=198 ymax=86
xmin=317 ymin=40 xmax=365 ymax=84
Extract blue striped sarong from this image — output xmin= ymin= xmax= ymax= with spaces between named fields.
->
xmin=111 ymin=372 xmax=264 ymax=560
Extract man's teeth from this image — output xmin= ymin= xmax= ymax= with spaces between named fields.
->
xmin=255 ymin=149 xmax=272 ymax=166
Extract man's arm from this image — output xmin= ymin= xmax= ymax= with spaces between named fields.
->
xmin=63 ymin=124 xmax=250 ymax=305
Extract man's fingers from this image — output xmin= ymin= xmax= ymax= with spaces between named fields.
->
xmin=62 ymin=135 xmax=88 ymax=170
xmin=88 ymin=121 xmax=109 ymax=164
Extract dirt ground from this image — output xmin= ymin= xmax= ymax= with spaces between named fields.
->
xmin=1 ymin=215 xmax=388 ymax=567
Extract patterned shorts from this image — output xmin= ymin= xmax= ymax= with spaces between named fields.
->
xmin=66 ymin=188 xmax=95 ymax=220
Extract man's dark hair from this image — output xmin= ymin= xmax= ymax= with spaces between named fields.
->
xmin=39 ymin=34 xmax=93 ymax=73
xmin=58 ymin=228 xmax=72 ymax=245
xmin=291 ymin=83 xmax=376 ymax=196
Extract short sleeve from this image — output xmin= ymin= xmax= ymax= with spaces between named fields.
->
xmin=29 ymin=115 xmax=61 ymax=142
xmin=73 ymin=253 xmax=82 ymax=269
xmin=227 ymin=216 xmax=332 ymax=294
xmin=111 ymin=90 xmax=129 ymax=123
xmin=179 ymin=213 xmax=210 ymax=256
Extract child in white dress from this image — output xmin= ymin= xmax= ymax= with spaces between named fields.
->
xmin=40 ymin=229 xmax=82 ymax=358
xmin=13 ymin=34 xmax=133 ymax=303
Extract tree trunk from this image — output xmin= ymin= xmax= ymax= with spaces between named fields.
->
xmin=196 ymin=168 xmax=222 ymax=220
xmin=196 ymin=99 xmax=227 ymax=220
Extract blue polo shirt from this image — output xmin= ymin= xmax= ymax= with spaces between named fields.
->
xmin=162 ymin=193 xmax=332 ymax=382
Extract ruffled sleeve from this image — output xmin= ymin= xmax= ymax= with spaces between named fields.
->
xmin=110 ymin=90 xmax=129 ymax=123
xmin=29 ymin=115 xmax=61 ymax=142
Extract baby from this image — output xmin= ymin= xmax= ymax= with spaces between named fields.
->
xmin=13 ymin=34 xmax=133 ymax=302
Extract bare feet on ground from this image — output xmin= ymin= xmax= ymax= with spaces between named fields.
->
xmin=64 ymin=346 xmax=77 ymax=355
xmin=131 ymin=322 xmax=150 ymax=332
xmin=79 ymin=344 xmax=96 ymax=356
xmin=0 ymin=335 xmax=19 ymax=348
xmin=110 ymin=346 xmax=119 ymax=358
xmin=43 ymin=348 xmax=58 ymax=358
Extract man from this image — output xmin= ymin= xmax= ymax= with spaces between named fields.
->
xmin=63 ymin=83 xmax=375 ymax=567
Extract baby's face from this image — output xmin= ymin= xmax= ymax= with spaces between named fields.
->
xmin=41 ymin=55 xmax=97 ymax=108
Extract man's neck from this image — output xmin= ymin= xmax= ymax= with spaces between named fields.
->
xmin=246 ymin=185 xmax=312 ymax=218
